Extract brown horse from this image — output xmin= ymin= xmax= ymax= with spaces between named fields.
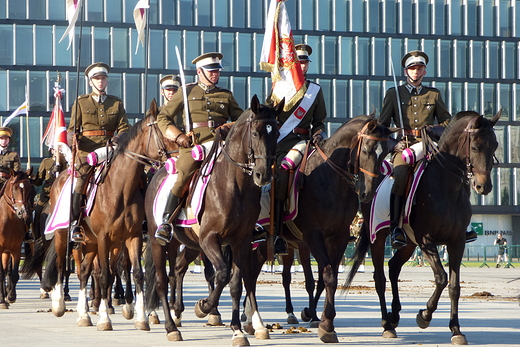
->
xmin=241 ymin=115 xmax=392 ymax=342
xmin=28 ymin=99 xmax=175 ymax=331
xmin=0 ymin=171 xmax=32 ymax=308
xmin=144 ymin=95 xmax=281 ymax=344
xmin=345 ymin=111 xmax=501 ymax=344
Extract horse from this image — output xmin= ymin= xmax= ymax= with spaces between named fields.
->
xmin=240 ymin=115 xmax=392 ymax=342
xmin=24 ymin=99 xmax=175 ymax=331
xmin=144 ymin=95 xmax=281 ymax=344
xmin=344 ymin=111 xmax=501 ymax=345
xmin=0 ymin=170 xmax=32 ymax=308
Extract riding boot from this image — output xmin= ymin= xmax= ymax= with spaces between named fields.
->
xmin=274 ymin=199 xmax=288 ymax=255
xmin=465 ymin=230 xmax=477 ymax=243
xmin=70 ymin=192 xmax=85 ymax=243
xmin=390 ymin=193 xmax=407 ymax=249
xmin=24 ymin=230 xmax=35 ymax=243
xmin=155 ymin=193 xmax=180 ymax=246
xmin=252 ymin=223 xmax=267 ymax=241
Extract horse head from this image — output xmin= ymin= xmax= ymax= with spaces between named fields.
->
xmin=224 ymin=95 xmax=281 ymax=187
xmin=440 ymin=110 xmax=500 ymax=195
xmin=4 ymin=170 xmax=32 ymax=220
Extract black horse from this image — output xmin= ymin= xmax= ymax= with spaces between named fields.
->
xmin=345 ymin=111 xmax=501 ymax=344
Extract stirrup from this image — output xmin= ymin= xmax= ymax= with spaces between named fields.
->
xmin=155 ymin=223 xmax=173 ymax=246
xmin=70 ymin=221 xmax=85 ymax=243
xmin=391 ymin=227 xmax=407 ymax=250
xmin=465 ymin=230 xmax=477 ymax=243
xmin=274 ymin=236 xmax=288 ymax=255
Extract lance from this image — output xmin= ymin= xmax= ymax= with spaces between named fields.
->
xmin=53 ymin=72 xmax=63 ymax=178
xmin=389 ymin=54 xmax=405 ymax=138
xmin=175 ymin=46 xmax=192 ymax=134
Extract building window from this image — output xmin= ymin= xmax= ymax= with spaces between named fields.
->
xmin=15 ymin=25 xmax=33 ymax=66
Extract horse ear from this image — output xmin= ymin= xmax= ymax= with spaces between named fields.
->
xmin=274 ymin=98 xmax=285 ymax=115
xmin=368 ymin=109 xmax=377 ymax=118
xmin=251 ymin=94 xmax=260 ymax=114
xmin=490 ymin=109 xmax=502 ymax=126
xmin=149 ymin=98 xmax=158 ymax=117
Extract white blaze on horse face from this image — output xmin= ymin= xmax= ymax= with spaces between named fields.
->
xmin=19 ymin=182 xmax=25 ymax=189
xmin=266 ymin=124 xmax=272 ymax=135
xmin=374 ymin=142 xmax=383 ymax=159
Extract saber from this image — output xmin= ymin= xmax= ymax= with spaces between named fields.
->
xmin=390 ymin=55 xmax=405 ymax=138
xmin=175 ymin=46 xmax=191 ymax=133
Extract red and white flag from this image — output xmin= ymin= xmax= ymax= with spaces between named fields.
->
xmin=43 ymin=85 xmax=71 ymax=164
xmin=59 ymin=0 xmax=82 ymax=50
xmin=259 ymin=0 xmax=306 ymax=111
xmin=133 ymin=0 xmax=150 ymax=54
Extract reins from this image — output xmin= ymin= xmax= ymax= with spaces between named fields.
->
xmin=221 ymin=115 xmax=277 ymax=175
xmin=2 ymin=174 xmax=31 ymax=216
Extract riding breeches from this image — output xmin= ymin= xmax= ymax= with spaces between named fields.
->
xmin=170 ymin=147 xmax=201 ymax=198
xmin=391 ymin=151 xmax=412 ymax=196
xmin=73 ymin=151 xmax=92 ymax=195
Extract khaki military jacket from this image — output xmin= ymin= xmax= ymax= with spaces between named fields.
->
xmin=379 ymin=84 xmax=451 ymax=133
xmin=157 ymin=83 xmax=243 ymax=144
xmin=68 ymin=92 xmax=130 ymax=153
xmin=0 ymin=148 xmax=21 ymax=179
xmin=33 ymin=156 xmax=67 ymax=202
xmin=276 ymin=80 xmax=327 ymax=155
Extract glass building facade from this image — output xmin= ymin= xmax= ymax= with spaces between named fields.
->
xmin=1 ymin=0 xmax=520 ymax=239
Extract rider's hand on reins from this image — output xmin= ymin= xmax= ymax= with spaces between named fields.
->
xmin=176 ymin=134 xmax=193 ymax=148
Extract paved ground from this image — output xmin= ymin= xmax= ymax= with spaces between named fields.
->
xmin=0 ymin=264 xmax=519 ymax=346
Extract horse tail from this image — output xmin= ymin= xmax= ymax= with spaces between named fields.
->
xmin=343 ymin=226 xmax=370 ymax=293
xmin=144 ymin=240 xmax=159 ymax=311
xmin=41 ymin=238 xmax=59 ymax=292
xmin=21 ymin=238 xmax=45 ymax=280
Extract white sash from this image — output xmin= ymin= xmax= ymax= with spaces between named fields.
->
xmin=278 ymin=82 xmax=321 ymax=142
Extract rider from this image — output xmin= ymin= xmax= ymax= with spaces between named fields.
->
xmin=67 ymin=62 xmax=130 ymax=243
xmin=379 ymin=50 xmax=477 ymax=249
xmin=0 ymin=126 xmax=21 ymax=192
xmin=270 ymin=44 xmax=327 ymax=255
xmin=154 ymin=52 xmax=243 ymax=246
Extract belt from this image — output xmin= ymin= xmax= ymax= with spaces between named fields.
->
xmin=403 ymin=129 xmax=421 ymax=137
xmin=192 ymin=121 xmax=224 ymax=129
xmin=81 ymin=130 xmax=115 ymax=137
xmin=293 ymin=127 xmax=310 ymax=135
xmin=0 ymin=172 xmax=10 ymax=178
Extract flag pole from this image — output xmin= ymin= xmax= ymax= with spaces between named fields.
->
xmin=25 ymin=86 xmax=30 ymax=168
xmin=143 ymin=0 xmax=150 ymax=115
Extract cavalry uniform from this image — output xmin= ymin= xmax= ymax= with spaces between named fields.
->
xmin=0 ymin=126 xmax=21 ymax=190
xmin=155 ymin=52 xmax=243 ymax=245
xmin=68 ymin=62 xmax=130 ymax=242
xmin=159 ymin=74 xmax=184 ymax=130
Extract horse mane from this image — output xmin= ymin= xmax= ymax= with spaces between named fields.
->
xmin=112 ymin=117 xmax=145 ymax=158
xmin=323 ymin=114 xmax=374 ymax=148
xmin=439 ymin=110 xmax=482 ymax=145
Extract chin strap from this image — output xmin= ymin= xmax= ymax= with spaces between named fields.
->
xmin=200 ymin=69 xmax=219 ymax=87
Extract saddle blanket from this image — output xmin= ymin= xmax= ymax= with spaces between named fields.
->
xmin=369 ymin=161 xmax=426 ymax=244
xmin=44 ymin=174 xmax=99 ymax=236
xmin=153 ymin=148 xmax=220 ymax=232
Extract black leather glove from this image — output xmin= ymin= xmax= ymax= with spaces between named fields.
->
xmin=312 ymin=130 xmax=325 ymax=145
xmin=176 ymin=134 xmax=193 ymax=148
xmin=393 ymin=140 xmax=407 ymax=153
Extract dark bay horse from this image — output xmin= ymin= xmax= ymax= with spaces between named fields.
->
xmin=30 ymin=100 xmax=175 ymax=330
xmin=0 ymin=171 xmax=32 ymax=308
xmin=345 ymin=111 xmax=501 ymax=344
xmin=144 ymin=95 xmax=281 ymax=344
xmin=243 ymin=115 xmax=392 ymax=342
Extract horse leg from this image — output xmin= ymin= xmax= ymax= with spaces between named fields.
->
xmin=445 ymin=243 xmax=467 ymax=345
xmin=387 ymin=243 xmax=416 ymax=333
xmin=77 ymin=246 xmax=97 ymax=327
xmin=95 ymin=242 xmax=114 ymax=331
xmin=202 ymin=252 xmax=223 ymax=326
xmin=90 ymin=256 xmax=101 ymax=312
xmin=298 ymin=243 xmax=321 ymax=327
xmin=242 ymin=250 xmax=269 ymax=340
xmin=112 ymin=270 xmax=124 ymax=306
xmin=7 ymin=253 xmax=20 ymax=303
xmin=280 ymin=248 xmax=299 ymax=324
xmin=126 ymin=237 xmax=150 ymax=331
xmin=50 ymin=231 xmax=68 ymax=317
xmin=0 ymin=252 xmax=8 ymax=309
xmin=227 ymin=247 xmax=251 ymax=346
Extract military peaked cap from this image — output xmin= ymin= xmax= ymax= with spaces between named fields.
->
xmin=192 ymin=52 xmax=224 ymax=70
xmin=0 ymin=127 xmax=13 ymax=137
xmin=85 ymin=62 xmax=110 ymax=78
xmin=401 ymin=50 xmax=429 ymax=69
xmin=160 ymin=75 xmax=182 ymax=89
xmin=295 ymin=44 xmax=313 ymax=62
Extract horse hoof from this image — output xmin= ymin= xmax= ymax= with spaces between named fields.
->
xmin=240 ymin=313 xmax=247 ymax=322
xmin=318 ymin=326 xmax=338 ymax=343
xmin=387 ymin=311 xmax=400 ymax=329
xmin=148 ymin=312 xmax=160 ymax=325
xmin=243 ymin=322 xmax=255 ymax=335
xmin=416 ymin=310 xmax=430 ymax=329
xmin=301 ymin=307 xmax=312 ymax=322
xmin=287 ymin=313 xmax=299 ymax=324
xmin=112 ymin=298 xmax=121 ymax=306
xmin=77 ymin=316 xmax=93 ymax=327
xmin=451 ymin=334 xmax=468 ymax=345
xmin=135 ymin=321 xmax=151 ymax=331
xmin=91 ymin=305 xmax=99 ymax=313
xmin=97 ymin=321 xmax=113 ymax=331
xmin=107 ymin=307 xmax=115 ymax=315
xmin=382 ymin=329 xmax=397 ymax=338
xmin=52 ymin=307 xmax=66 ymax=317
xmin=255 ymin=328 xmax=270 ymax=340
xmin=64 ymin=294 xmax=72 ymax=302
xmin=122 ymin=305 xmax=134 ymax=320
xmin=0 ymin=302 xmax=9 ymax=309
xmin=310 ymin=320 xmax=320 ymax=328
xmin=194 ymin=299 xmax=208 ymax=318
xmin=167 ymin=331 xmax=183 ymax=341
xmin=7 ymin=297 xmax=16 ymax=304
xmin=232 ymin=331 xmax=250 ymax=346
xmin=207 ymin=314 xmax=224 ymax=326
xmin=40 ymin=292 xmax=50 ymax=299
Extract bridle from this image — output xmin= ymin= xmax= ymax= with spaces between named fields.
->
xmin=314 ymin=120 xmax=387 ymax=186
xmin=221 ymin=114 xmax=278 ymax=175
xmin=2 ymin=174 xmax=31 ymax=217
xmin=458 ymin=116 xmax=498 ymax=178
